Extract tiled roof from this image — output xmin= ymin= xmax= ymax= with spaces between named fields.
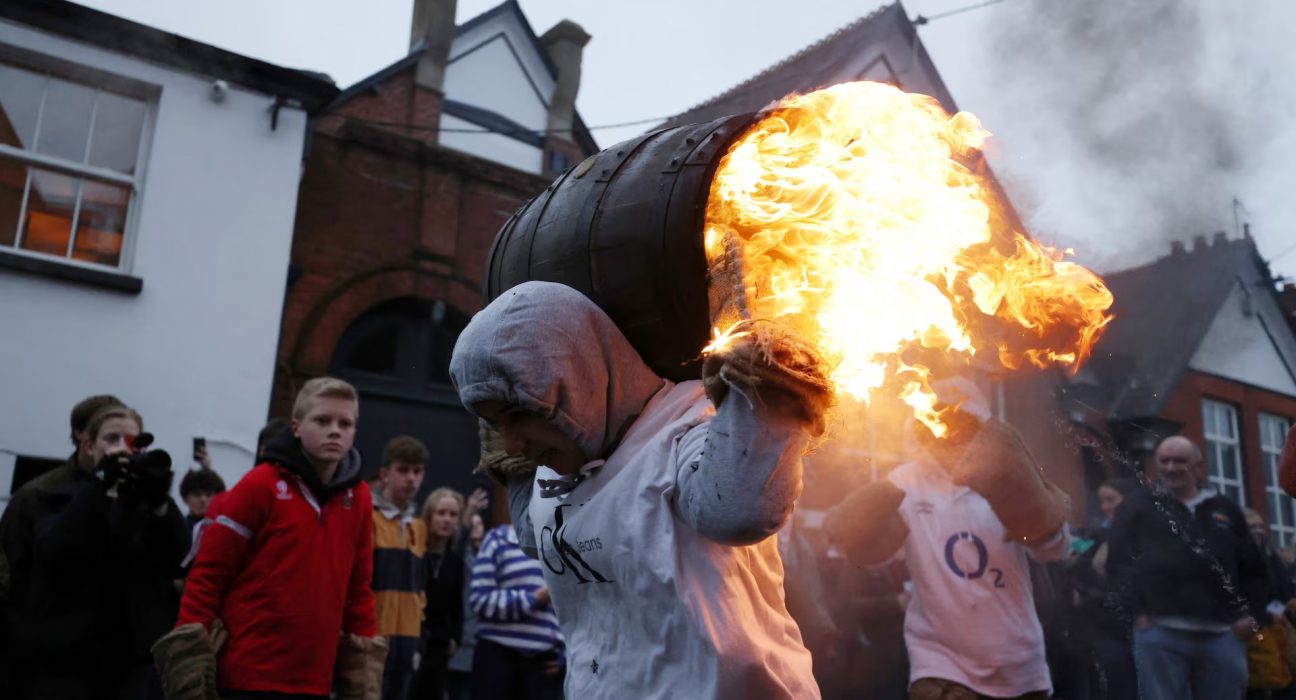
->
xmin=659 ymin=2 xmax=957 ymax=129
xmin=1086 ymin=235 xmax=1266 ymax=418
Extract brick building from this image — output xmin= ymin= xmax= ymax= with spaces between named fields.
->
xmin=270 ymin=0 xmax=597 ymax=496
xmin=1078 ymin=233 xmax=1296 ymax=542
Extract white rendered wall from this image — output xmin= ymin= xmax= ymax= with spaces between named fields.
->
xmin=438 ymin=8 xmax=551 ymax=173
xmin=446 ymin=9 xmax=553 ymax=131
xmin=444 ymin=33 xmax=549 ymax=132
xmin=438 ymin=113 xmax=542 ymax=174
xmin=1189 ymin=281 xmax=1296 ymax=395
xmin=0 ymin=20 xmax=311 ymax=508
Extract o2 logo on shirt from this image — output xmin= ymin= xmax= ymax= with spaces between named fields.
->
xmin=944 ymin=531 xmax=1005 ymax=589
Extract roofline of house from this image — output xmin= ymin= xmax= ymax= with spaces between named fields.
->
xmin=327 ymin=50 xmax=424 ymax=112
xmin=0 ymin=0 xmax=339 ymax=113
xmin=457 ymin=0 xmax=559 ymax=79
xmin=1102 ymin=235 xmax=1295 ymax=417
xmin=662 ymin=2 xmax=905 ymax=127
xmin=327 ymin=0 xmax=597 ymax=154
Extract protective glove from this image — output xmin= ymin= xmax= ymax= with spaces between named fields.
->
xmin=702 ymin=327 xmax=834 ymax=436
xmin=477 ymin=421 xmax=538 ymax=484
xmin=947 ymin=419 xmax=1070 ymax=544
xmin=334 ymin=633 xmax=388 ymax=700
xmin=151 ymin=619 xmax=226 ymax=700
xmin=824 ymin=479 xmax=909 ymax=565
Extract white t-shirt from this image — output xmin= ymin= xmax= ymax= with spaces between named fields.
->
xmin=888 ymin=459 xmax=1069 ymax=697
xmin=528 ymin=381 xmax=819 ymax=700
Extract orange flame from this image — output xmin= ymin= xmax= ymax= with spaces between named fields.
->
xmin=704 ymin=81 xmax=1113 ymax=436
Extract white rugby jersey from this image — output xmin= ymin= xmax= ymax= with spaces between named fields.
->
xmin=528 ymin=382 xmax=818 ymax=700
xmin=888 ymin=459 xmax=1069 ymax=697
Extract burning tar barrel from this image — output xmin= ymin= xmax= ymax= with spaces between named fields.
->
xmin=484 ymin=113 xmax=753 ymax=382
xmin=486 ymin=82 xmax=1113 ymax=429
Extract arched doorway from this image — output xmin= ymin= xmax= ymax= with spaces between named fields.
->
xmin=330 ymin=297 xmax=487 ymax=502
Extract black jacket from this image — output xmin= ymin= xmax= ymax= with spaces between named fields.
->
xmin=424 ymin=547 xmax=465 ymax=646
xmin=1107 ymin=486 xmax=1268 ymax=625
xmin=0 ymin=456 xmax=189 ymax=696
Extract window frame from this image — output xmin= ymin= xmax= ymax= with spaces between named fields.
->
xmin=1261 ymin=412 xmax=1295 ymax=547
xmin=1201 ymin=398 xmax=1245 ymax=505
xmin=0 ymin=42 xmax=157 ymax=275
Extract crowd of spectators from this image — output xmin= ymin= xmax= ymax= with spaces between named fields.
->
xmin=0 ymin=386 xmax=548 ymax=700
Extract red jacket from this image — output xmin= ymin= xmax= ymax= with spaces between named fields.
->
xmin=177 ymin=438 xmax=376 ymax=695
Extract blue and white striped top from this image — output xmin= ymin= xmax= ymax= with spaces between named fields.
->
xmin=470 ymin=525 xmax=564 ymax=654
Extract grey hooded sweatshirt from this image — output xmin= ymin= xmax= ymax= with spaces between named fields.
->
xmin=450 ymin=281 xmax=819 ymax=699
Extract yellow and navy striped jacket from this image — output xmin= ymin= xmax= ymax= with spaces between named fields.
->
xmin=371 ymin=491 xmax=427 ymax=640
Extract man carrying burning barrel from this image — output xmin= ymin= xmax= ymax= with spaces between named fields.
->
xmin=450 ymin=280 xmax=827 ymax=699
xmin=458 ymin=79 xmax=1113 ymax=698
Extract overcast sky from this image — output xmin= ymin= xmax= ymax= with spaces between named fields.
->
xmin=79 ymin=0 xmax=1296 ymax=281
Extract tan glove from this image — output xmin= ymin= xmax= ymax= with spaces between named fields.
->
xmin=824 ymin=479 xmax=909 ymax=566
xmin=334 ymin=632 xmax=389 ymax=700
xmin=702 ymin=326 xmax=834 ymax=436
xmin=948 ymin=419 xmax=1070 ymax=544
xmin=151 ymin=620 xmax=226 ymax=700
xmin=477 ymin=420 xmax=539 ymax=484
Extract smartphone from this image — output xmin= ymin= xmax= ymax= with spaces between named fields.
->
xmin=193 ymin=436 xmax=206 ymax=462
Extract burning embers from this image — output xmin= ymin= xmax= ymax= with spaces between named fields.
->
xmin=703 ymin=81 xmax=1114 ymax=437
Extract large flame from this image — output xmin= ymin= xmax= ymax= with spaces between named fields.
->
xmin=704 ymin=81 xmax=1113 ymax=437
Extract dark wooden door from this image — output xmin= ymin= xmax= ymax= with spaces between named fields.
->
xmin=331 ymin=297 xmax=491 ymax=503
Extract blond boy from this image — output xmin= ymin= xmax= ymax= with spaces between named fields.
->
xmin=156 ymin=377 xmax=386 ymax=699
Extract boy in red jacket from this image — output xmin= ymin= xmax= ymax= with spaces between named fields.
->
xmin=154 ymin=377 xmax=386 ymax=700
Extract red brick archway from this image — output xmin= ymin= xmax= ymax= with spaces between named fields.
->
xmin=290 ymin=266 xmax=481 ymax=377
xmin=270 ymin=266 xmax=483 ymax=419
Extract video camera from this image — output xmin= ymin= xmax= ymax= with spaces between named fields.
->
xmin=95 ymin=432 xmax=174 ymax=508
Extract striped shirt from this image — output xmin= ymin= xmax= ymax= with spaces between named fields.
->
xmin=470 ymin=525 xmax=563 ymax=654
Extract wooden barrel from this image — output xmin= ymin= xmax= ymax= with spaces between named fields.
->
xmin=485 ymin=113 xmax=752 ymax=381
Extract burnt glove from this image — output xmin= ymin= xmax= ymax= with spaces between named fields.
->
xmin=701 ymin=330 xmax=834 ymax=437
xmin=477 ymin=421 xmax=541 ymax=558
xmin=824 ymin=480 xmax=909 ymax=566
xmin=948 ymin=419 xmax=1070 ymax=545
xmin=151 ymin=620 xmax=225 ymax=700
xmin=676 ymin=378 xmax=809 ymax=546
xmin=334 ymin=633 xmax=388 ymax=700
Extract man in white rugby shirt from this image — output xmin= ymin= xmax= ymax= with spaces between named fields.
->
xmin=826 ymin=378 xmax=1072 ymax=700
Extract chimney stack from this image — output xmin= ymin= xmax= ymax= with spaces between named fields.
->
xmin=540 ymin=20 xmax=591 ymax=137
xmin=1192 ymin=234 xmax=1208 ymax=252
xmin=1212 ymin=230 xmax=1228 ymax=247
xmin=411 ymin=0 xmax=458 ymax=93
xmin=1170 ymin=240 xmax=1186 ymax=256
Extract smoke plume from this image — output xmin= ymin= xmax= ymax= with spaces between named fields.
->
xmin=976 ymin=0 xmax=1296 ymax=272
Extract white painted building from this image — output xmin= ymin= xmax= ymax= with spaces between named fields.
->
xmin=0 ymin=1 xmax=337 ymax=508
xmin=436 ymin=1 xmax=596 ymax=175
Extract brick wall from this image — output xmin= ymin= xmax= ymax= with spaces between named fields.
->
xmin=270 ymin=70 xmax=552 ymax=419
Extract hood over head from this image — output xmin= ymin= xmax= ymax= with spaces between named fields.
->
xmin=262 ymin=425 xmax=364 ymax=502
xmin=450 ymin=281 xmax=666 ymax=460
